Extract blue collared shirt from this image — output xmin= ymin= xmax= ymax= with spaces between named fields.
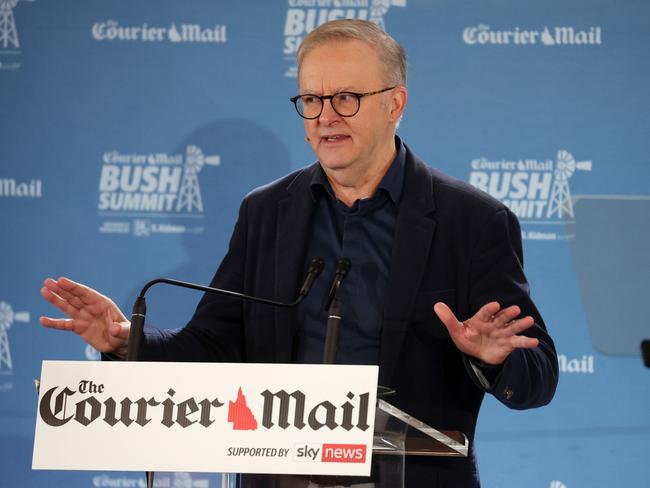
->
xmin=294 ymin=138 xmax=406 ymax=365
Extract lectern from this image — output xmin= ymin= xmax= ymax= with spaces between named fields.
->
xmin=220 ymin=396 xmax=469 ymax=488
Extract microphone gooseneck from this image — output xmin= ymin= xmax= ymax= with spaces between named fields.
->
xmin=124 ymin=257 xmax=325 ymax=362
xmin=323 ymin=257 xmax=351 ymax=364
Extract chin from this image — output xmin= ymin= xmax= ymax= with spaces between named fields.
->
xmin=318 ymin=157 xmax=353 ymax=172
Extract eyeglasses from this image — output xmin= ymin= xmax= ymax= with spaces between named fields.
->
xmin=290 ymin=86 xmax=396 ymax=119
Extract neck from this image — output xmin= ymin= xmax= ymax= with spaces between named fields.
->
xmin=324 ymin=140 xmax=397 ymax=207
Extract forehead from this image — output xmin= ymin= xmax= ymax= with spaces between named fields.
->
xmin=298 ymin=39 xmax=385 ymax=93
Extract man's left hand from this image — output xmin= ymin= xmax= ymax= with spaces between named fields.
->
xmin=433 ymin=301 xmax=539 ymax=365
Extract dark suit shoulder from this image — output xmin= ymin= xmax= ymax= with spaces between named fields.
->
xmin=406 ymin=147 xmax=509 ymax=220
xmin=243 ymin=163 xmax=317 ymax=208
xmin=434 ymin=168 xmax=506 ymax=213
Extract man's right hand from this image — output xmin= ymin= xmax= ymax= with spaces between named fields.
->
xmin=40 ymin=277 xmax=131 ymax=356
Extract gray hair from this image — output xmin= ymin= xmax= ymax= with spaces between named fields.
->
xmin=296 ymin=19 xmax=407 ymax=86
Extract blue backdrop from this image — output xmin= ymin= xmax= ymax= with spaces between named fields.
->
xmin=1 ymin=1 xmax=649 ymax=487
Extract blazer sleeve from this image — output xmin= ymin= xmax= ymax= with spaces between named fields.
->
xmin=463 ymin=207 xmax=559 ymax=409
xmin=137 ymin=197 xmax=250 ymax=362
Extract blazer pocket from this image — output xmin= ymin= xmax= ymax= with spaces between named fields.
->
xmin=412 ymin=289 xmax=457 ymax=339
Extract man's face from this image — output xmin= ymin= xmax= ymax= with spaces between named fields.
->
xmin=298 ymin=39 xmax=406 ymax=179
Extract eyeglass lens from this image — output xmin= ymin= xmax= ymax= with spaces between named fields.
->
xmin=297 ymin=93 xmax=359 ymax=118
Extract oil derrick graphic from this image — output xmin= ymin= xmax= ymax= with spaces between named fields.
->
xmin=0 ymin=301 xmax=30 ymax=371
xmin=369 ymin=0 xmax=406 ymax=29
xmin=176 ymin=145 xmax=221 ymax=213
xmin=0 ymin=0 xmax=19 ymax=49
xmin=546 ymin=150 xmax=592 ymax=219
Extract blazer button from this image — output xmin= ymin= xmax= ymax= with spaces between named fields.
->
xmin=503 ymin=387 xmax=514 ymax=400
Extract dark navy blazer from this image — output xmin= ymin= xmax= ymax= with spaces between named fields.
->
xmin=141 ymin=143 xmax=559 ymax=487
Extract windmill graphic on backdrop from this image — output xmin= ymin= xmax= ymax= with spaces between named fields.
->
xmin=0 ymin=301 xmax=30 ymax=371
xmin=369 ymin=0 xmax=407 ymax=29
xmin=0 ymin=0 xmax=19 ymax=49
xmin=546 ymin=150 xmax=592 ymax=219
xmin=176 ymin=145 xmax=221 ymax=213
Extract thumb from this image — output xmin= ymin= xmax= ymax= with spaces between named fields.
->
xmin=434 ymin=302 xmax=462 ymax=330
xmin=109 ymin=321 xmax=131 ymax=341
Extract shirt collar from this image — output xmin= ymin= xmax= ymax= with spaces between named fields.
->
xmin=309 ymin=135 xmax=406 ymax=205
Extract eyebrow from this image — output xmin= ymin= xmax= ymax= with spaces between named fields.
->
xmin=299 ymin=86 xmax=358 ymax=96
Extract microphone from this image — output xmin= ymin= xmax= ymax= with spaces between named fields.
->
xmin=323 ymin=258 xmax=351 ymax=364
xmin=642 ymin=340 xmax=650 ymax=368
xmin=325 ymin=257 xmax=351 ymax=311
xmin=125 ymin=257 xmax=325 ymax=362
xmin=299 ymin=257 xmax=325 ymax=297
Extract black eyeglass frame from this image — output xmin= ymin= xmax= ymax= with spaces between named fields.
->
xmin=289 ymin=86 xmax=397 ymax=120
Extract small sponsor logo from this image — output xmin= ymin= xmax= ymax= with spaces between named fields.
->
xmin=293 ymin=443 xmax=366 ymax=463
xmin=321 ymin=443 xmax=366 ymax=463
xmin=469 ymin=150 xmax=592 ymax=240
xmin=558 ymin=354 xmax=594 ymax=374
xmin=97 ymin=145 xmax=219 ymax=237
xmin=91 ymin=19 xmax=227 ymax=44
xmin=282 ymin=0 xmax=407 ymax=78
xmin=0 ymin=177 xmax=43 ymax=198
xmin=294 ymin=443 xmax=321 ymax=461
xmin=463 ymin=24 xmax=602 ymax=46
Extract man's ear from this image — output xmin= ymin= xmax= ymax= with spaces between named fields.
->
xmin=389 ymin=86 xmax=408 ymax=122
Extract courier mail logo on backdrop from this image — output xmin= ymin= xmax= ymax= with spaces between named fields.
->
xmin=463 ymin=24 xmax=602 ymax=46
xmin=97 ymin=145 xmax=220 ymax=237
xmin=91 ymin=19 xmax=226 ymax=44
xmin=282 ymin=0 xmax=407 ymax=78
xmin=468 ymin=150 xmax=592 ymax=241
xmin=92 ymin=472 xmax=212 ymax=488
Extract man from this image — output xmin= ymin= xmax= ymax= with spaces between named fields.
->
xmin=41 ymin=19 xmax=558 ymax=487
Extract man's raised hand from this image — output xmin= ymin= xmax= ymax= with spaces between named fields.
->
xmin=40 ymin=277 xmax=130 ymax=355
xmin=434 ymin=301 xmax=539 ymax=365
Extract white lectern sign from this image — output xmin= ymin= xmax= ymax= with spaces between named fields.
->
xmin=33 ymin=361 xmax=378 ymax=476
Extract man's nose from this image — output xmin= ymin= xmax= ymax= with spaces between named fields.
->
xmin=319 ymin=98 xmax=341 ymax=123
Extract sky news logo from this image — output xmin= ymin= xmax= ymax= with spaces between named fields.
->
xmin=294 ymin=443 xmax=366 ymax=463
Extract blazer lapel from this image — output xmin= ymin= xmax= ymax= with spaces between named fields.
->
xmin=274 ymin=166 xmax=318 ymax=361
xmin=379 ymin=151 xmax=437 ymax=386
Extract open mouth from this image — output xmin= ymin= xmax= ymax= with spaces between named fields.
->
xmin=321 ymin=135 xmax=350 ymax=143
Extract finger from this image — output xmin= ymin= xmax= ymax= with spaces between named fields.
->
xmin=492 ymin=305 xmax=523 ymax=327
xmin=56 ymin=277 xmax=106 ymax=307
xmin=493 ymin=316 xmax=535 ymax=337
xmin=40 ymin=286 xmax=80 ymax=317
xmin=39 ymin=316 xmax=74 ymax=331
xmin=43 ymin=278 xmax=88 ymax=311
xmin=510 ymin=335 xmax=539 ymax=349
xmin=475 ymin=302 xmax=501 ymax=322
xmin=433 ymin=302 xmax=462 ymax=329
